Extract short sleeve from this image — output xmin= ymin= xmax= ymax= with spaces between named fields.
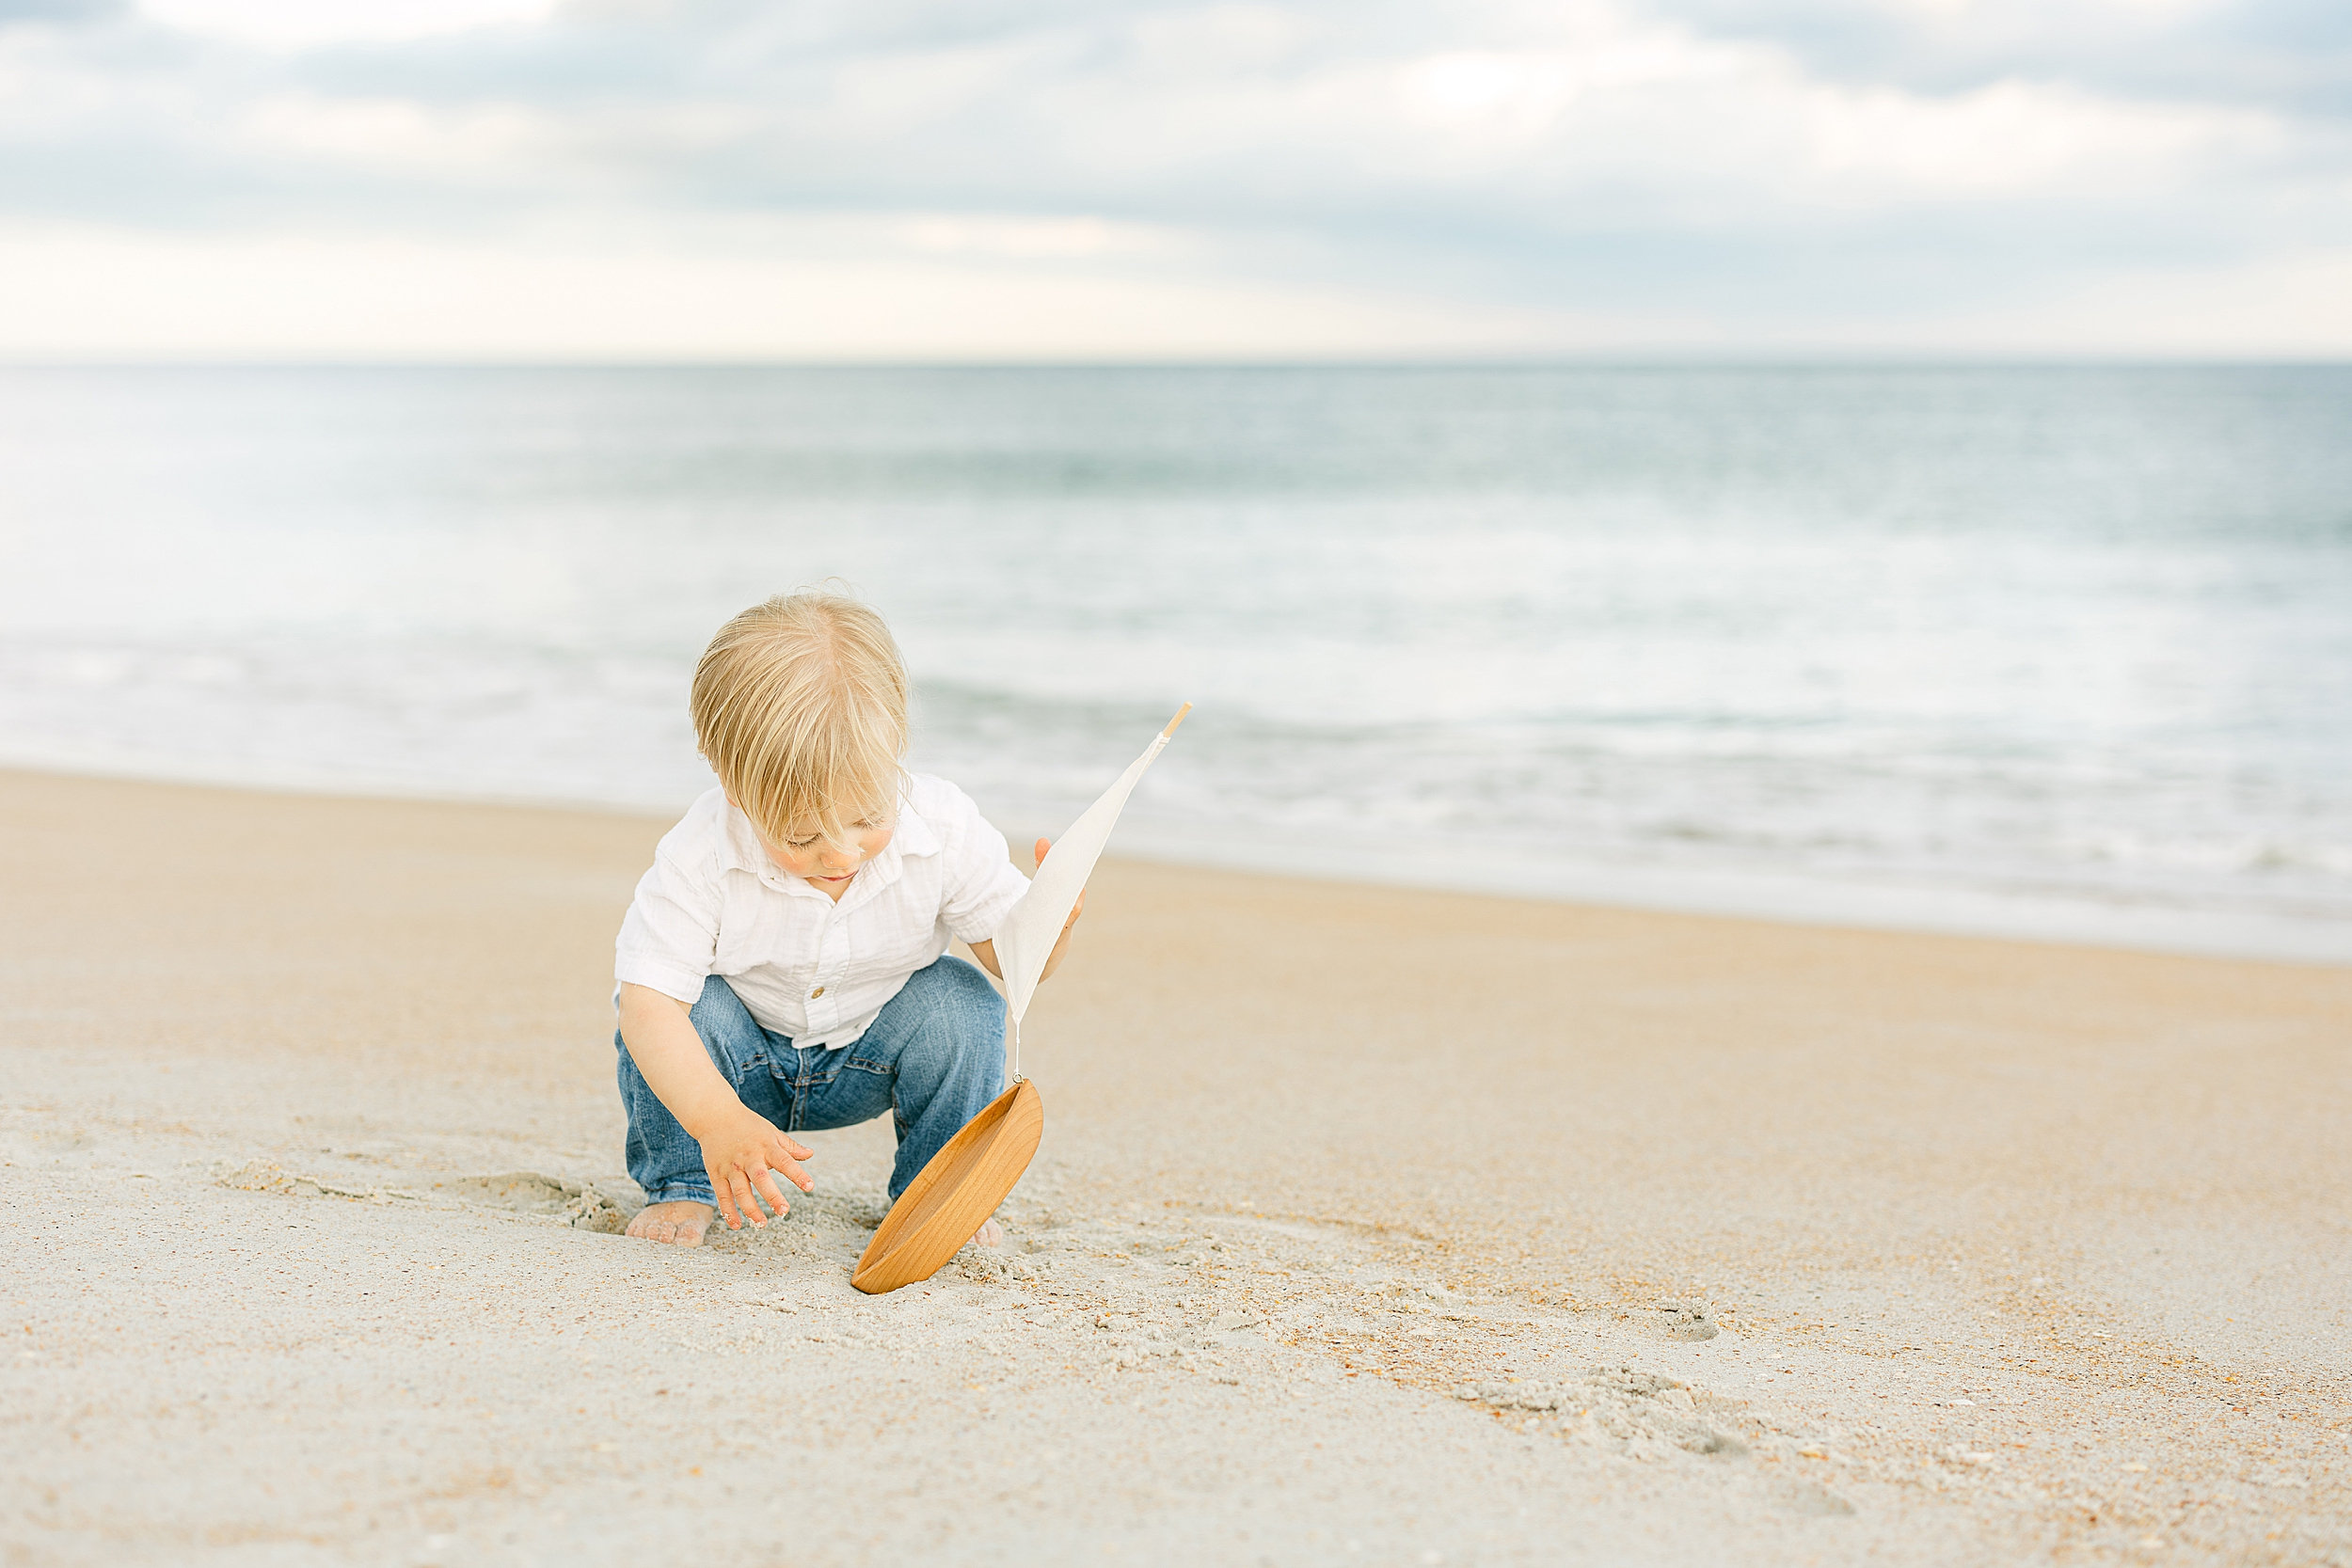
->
xmin=614 ymin=848 xmax=722 ymax=1004
xmin=932 ymin=784 xmax=1033 ymax=945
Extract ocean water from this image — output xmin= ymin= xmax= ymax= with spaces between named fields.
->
xmin=3 ymin=364 xmax=2349 ymax=960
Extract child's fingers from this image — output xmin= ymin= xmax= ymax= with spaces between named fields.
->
xmin=1034 ymin=836 xmax=1051 ymax=868
xmin=768 ymin=1149 xmax=816 ymax=1195
xmin=1063 ymin=889 xmax=1086 ymax=928
xmin=708 ymin=1177 xmax=742 ymax=1230
xmin=710 ymin=1166 xmax=753 ymax=1229
xmin=751 ymin=1168 xmax=793 ymax=1219
xmin=765 ymin=1132 xmax=815 ymax=1190
xmin=725 ymin=1170 xmax=765 ymax=1227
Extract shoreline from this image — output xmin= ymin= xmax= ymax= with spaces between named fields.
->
xmin=8 ymin=752 xmax=2346 ymax=969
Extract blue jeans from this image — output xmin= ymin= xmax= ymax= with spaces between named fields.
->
xmin=616 ymin=955 xmax=1006 ymax=1209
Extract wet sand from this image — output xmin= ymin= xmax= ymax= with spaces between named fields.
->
xmin=3 ymin=768 xmax=2347 ymax=1566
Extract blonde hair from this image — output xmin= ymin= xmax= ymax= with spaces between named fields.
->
xmin=691 ymin=592 xmax=909 ymax=847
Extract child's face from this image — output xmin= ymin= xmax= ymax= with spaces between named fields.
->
xmin=755 ymin=815 xmax=896 ymax=896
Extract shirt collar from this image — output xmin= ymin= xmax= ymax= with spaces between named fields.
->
xmin=892 ymin=789 xmax=942 ymax=858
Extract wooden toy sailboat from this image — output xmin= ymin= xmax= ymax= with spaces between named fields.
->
xmin=850 ymin=704 xmax=1191 ymax=1294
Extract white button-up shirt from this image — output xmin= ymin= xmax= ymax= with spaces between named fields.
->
xmin=613 ymin=773 xmax=1030 ymax=1050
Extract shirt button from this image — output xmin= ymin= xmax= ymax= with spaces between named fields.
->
xmin=810 ymin=986 xmax=825 ymax=998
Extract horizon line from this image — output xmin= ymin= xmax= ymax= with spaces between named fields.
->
xmin=7 ymin=353 xmax=2351 ymax=372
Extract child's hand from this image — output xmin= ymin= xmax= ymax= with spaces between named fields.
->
xmin=697 ymin=1105 xmax=817 ymax=1231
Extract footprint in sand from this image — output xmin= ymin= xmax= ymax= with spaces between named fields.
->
xmin=1654 ymin=1301 xmax=1721 ymax=1340
xmin=215 ymin=1158 xmax=420 ymax=1205
xmin=439 ymin=1171 xmax=630 ymax=1232
xmin=1459 ymin=1366 xmax=1748 ymax=1461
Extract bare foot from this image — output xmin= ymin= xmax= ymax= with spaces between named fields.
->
xmin=627 ymin=1200 xmax=714 ymax=1247
xmin=970 ymin=1218 xmax=1004 ymax=1249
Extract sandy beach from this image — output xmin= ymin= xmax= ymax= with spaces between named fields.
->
xmin=3 ymin=766 xmax=2347 ymax=1567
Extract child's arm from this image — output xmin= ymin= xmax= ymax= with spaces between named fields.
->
xmin=967 ymin=837 xmax=1085 ymax=985
xmin=616 ymin=982 xmax=816 ymax=1232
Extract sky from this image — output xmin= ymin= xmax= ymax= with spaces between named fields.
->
xmin=1 ymin=0 xmax=2348 ymax=359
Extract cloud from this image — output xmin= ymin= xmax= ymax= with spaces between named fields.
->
xmin=1659 ymin=0 xmax=2352 ymax=113
xmin=0 ymin=214 xmax=1632 ymax=359
xmin=0 ymin=0 xmax=120 ymax=20
xmin=1799 ymin=76 xmax=2280 ymax=197
xmin=1 ymin=0 xmax=2347 ymax=356
xmin=137 ymin=0 xmax=560 ymax=51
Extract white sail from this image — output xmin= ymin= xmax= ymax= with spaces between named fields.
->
xmin=991 ymin=705 xmax=1188 ymax=1070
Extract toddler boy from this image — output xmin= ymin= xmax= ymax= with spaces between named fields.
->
xmin=612 ymin=593 xmax=1080 ymax=1247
